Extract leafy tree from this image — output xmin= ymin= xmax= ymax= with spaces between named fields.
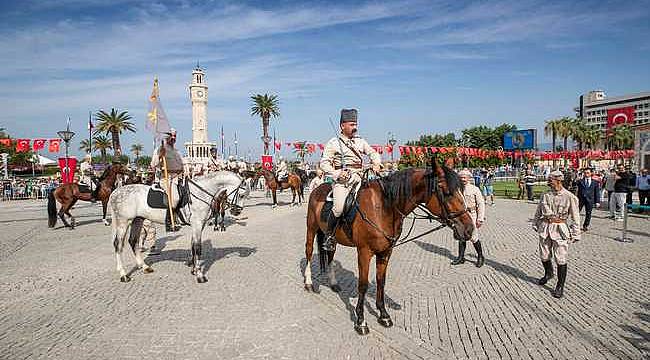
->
xmin=582 ymin=126 xmax=601 ymax=150
xmin=407 ymin=133 xmax=457 ymax=147
xmin=79 ymin=139 xmax=93 ymax=154
xmin=607 ymin=124 xmax=633 ymax=151
xmin=250 ymin=94 xmax=280 ymax=155
xmin=130 ymin=143 xmax=144 ymax=163
xmin=94 ymin=108 xmax=136 ymax=157
xmin=136 ymin=155 xmax=152 ymax=168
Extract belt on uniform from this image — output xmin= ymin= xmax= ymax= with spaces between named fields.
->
xmin=547 ymin=219 xmax=566 ymax=224
xmin=335 ymin=165 xmax=362 ymax=170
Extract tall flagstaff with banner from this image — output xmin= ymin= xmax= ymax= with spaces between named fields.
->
xmin=146 ymin=77 xmax=175 ymax=230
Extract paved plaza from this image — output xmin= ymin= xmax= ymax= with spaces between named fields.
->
xmin=0 ymin=190 xmax=648 ymax=360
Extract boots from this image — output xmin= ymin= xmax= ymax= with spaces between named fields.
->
xmin=473 ymin=241 xmax=485 ymax=267
xmin=323 ymin=213 xmax=339 ymax=251
xmin=451 ymin=241 xmax=466 ymax=265
xmin=537 ymin=260 xmax=554 ymax=285
xmin=165 ymin=208 xmax=181 ymax=232
xmin=552 ymin=264 xmax=567 ymax=298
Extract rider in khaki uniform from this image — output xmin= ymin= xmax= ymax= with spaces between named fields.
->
xmin=533 ymin=170 xmax=581 ymax=299
xmin=150 ymin=128 xmax=185 ymax=231
xmin=454 ymin=169 xmax=486 ymax=267
xmin=320 ymin=109 xmax=382 ymax=250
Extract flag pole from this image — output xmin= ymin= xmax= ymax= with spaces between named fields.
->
xmin=161 ymin=151 xmax=176 ymax=230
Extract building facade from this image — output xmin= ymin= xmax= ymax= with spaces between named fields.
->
xmin=184 ymin=65 xmax=216 ymax=170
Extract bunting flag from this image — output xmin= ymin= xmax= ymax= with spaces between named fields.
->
xmin=307 ymin=143 xmax=316 ymax=153
xmin=33 ymin=139 xmax=47 ymax=151
xmin=16 ymin=139 xmax=30 ymax=152
xmin=0 ymin=138 xmax=11 ymax=147
xmin=385 ymin=145 xmax=393 ymax=154
xmin=274 ymin=141 xmax=282 ymax=151
xmin=317 ymin=143 xmax=325 ymax=151
xmin=146 ymin=77 xmax=171 ymax=142
xmin=48 ymin=139 xmax=61 ymax=153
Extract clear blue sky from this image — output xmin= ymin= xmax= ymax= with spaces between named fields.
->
xmin=1 ymin=0 xmax=649 ymax=159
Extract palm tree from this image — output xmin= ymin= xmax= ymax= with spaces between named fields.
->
xmin=130 ymin=143 xmax=144 ymax=164
xmin=292 ymin=141 xmax=307 ymax=163
xmin=94 ymin=108 xmax=136 ymax=157
xmin=544 ymin=118 xmax=562 ymax=166
xmin=93 ymin=135 xmax=112 ymax=163
xmin=607 ymin=124 xmax=634 ymax=151
xmin=79 ymin=139 xmax=93 ymax=154
xmin=570 ymin=118 xmax=589 ymax=151
xmin=582 ymin=126 xmax=601 ymax=150
xmin=250 ymin=94 xmax=280 ymax=155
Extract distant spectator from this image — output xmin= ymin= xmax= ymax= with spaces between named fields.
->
xmin=611 ymin=163 xmax=631 ymax=221
xmin=524 ymin=170 xmax=537 ymax=201
xmin=636 ymin=168 xmax=649 ymax=207
xmin=482 ymin=168 xmax=495 ymax=206
xmin=625 ymin=165 xmax=637 ymax=205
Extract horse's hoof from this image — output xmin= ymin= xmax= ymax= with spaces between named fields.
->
xmin=354 ymin=324 xmax=370 ymax=335
xmin=190 ymin=268 xmax=196 ymax=275
xmin=197 ymin=276 xmax=208 ymax=283
xmin=304 ymin=284 xmax=314 ymax=292
xmin=120 ymin=275 xmax=131 ymax=283
xmin=378 ymin=317 xmax=393 ymax=328
xmin=185 ymin=260 xmax=193 ymax=267
xmin=330 ymin=284 xmax=342 ymax=293
xmin=143 ymin=267 xmax=154 ymax=274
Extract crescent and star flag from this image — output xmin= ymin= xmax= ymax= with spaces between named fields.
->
xmin=261 ymin=155 xmax=273 ymax=171
xmin=58 ymin=157 xmax=77 ymax=184
xmin=607 ymin=107 xmax=635 ymax=128
xmin=146 ymin=77 xmax=171 ymax=142
xmin=16 ymin=139 xmax=31 ymax=152
xmin=0 ymin=138 xmax=11 ymax=147
xmin=33 ymin=139 xmax=47 ymax=151
xmin=48 ymin=139 xmax=61 ymax=153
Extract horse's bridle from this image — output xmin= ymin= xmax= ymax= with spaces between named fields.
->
xmin=356 ymin=169 xmax=468 ymax=249
xmin=186 ymin=177 xmax=248 ymax=220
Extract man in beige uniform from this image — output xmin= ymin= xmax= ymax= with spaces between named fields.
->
xmin=320 ymin=108 xmax=382 ymax=250
xmin=533 ymin=170 xmax=581 ymax=299
xmin=453 ymin=169 xmax=486 ymax=267
xmin=150 ymin=128 xmax=185 ymax=232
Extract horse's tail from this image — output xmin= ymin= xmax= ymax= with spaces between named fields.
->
xmin=316 ymin=230 xmax=328 ymax=272
xmin=47 ymin=190 xmax=57 ymax=228
xmin=128 ymin=217 xmax=145 ymax=252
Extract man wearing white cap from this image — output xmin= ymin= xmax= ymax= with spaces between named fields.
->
xmin=453 ymin=169 xmax=486 ymax=267
xmin=150 ymin=128 xmax=184 ymax=231
xmin=532 ymin=170 xmax=581 ymax=299
xmin=275 ymin=156 xmax=288 ymax=182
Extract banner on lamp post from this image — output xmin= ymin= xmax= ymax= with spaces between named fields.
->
xmin=261 ymin=155 xmax=273 ymax=171
xmin=58 ymin=157 xmax=78 ymax=184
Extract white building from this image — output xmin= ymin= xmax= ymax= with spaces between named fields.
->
xmin=184 ymin=65 xmax=216 ymax=170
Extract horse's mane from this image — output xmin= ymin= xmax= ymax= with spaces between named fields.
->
xmin=378 ymin=164 xmax=463 ymax=208
xmin=193 ymin=170 xmax=242 ymax=184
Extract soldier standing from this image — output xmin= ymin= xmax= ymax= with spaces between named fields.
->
xmin=150 ymin=128 xmax=184 ymax=232
xmin=320 ymin=108 xmax=382 ymax=250
xmin=533 ymin=170 xmax=581 ymax=298
xmin=453 ymin=169 xmax=486 ymax=267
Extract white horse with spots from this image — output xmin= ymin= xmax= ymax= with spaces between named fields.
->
xmin=108 ymin=171 xmax=249 ymax=283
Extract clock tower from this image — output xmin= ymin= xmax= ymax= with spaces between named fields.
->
xmin=184 ymin=64 xmax=216 ymax=167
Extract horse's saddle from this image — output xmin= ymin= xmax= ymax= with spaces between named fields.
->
xmin=321 ymin=182 xmax=362 ymax=239
xmin=78 ymin=184 xmax=92 ymax=193
xmin=147 ymin=184 xmax=168 ymax=209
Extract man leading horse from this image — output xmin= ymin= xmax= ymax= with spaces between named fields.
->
xmin=320 ymin=108 xmax=382 ymax=250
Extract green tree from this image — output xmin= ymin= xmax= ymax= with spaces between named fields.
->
xmin=0 ymin=131 xmax=35 ymax=167
xmin=407 ymin=133 xmax=457 ymax=147
xmin=136 ymin=155 xmax=152 ymax=168
xmin=582 ymin=126 xmax=601 ymax=150
xmin=94 ymin=108 xmax=136 ymax=157
xmin=556 ymin=117 xmax=574 ymax=153
xmin=79 ymin=139 xmax=93 ymax=154
xmin=570 ymin=118 xmax=589 ymax=151
xmin=544 ymin=118 xmax=564 ymax=166
xmin=92 ymin=134 xmax=112 ymax=163
xmin=250 ymin=94 xmax=280 ymax=155
xmin=130 ymin=143 xmax=144 ymax=163
xmin=492 ymin=123 xmax=518 ymax=148
xmin=607 ymin=124 xmax=634 ymax=151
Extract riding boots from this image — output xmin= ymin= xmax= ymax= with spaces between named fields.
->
xmin=323 ymin=214 xmax=339 ymax=251
xmin=473 ymin=241 xmax=485 ymax=268
xmin=165 ymin=209 xmax=181 ymax=232
xmin=552 ymin=264 xmax=567 ymax=298
xmin=451 ymin=241 xmax=466 ymax=265
xmin=537 ymin=260 xmax=554 ymax=285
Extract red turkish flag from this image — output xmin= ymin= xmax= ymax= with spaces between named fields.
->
xmin=16 ymin=139 xmax=30 ymax=152
xmin=274 ymin=141 xmax=282 ymax=151
xmin=385 ymin=145 xmax=393 ymax=154
xmin=261 ymin=155 xmax=273 ymax=171
xmin=607 ymin=106 xmax=635 ymax=128
xmin=49 ymin=139 xmax=61 ymax=153
xmin=58 ymin=157 xmax=77 ymax=184
xmin=317 ymin=143 xmax=324 ymax=151
xmin=33 ymin=139 xmax=47 ymax=151
xmin=0 ymin=138 xmax=10 ymax=147
xmin=307 ymin=144 xmax=316 ymax=153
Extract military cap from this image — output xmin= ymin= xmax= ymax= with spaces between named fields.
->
xmin=340 ymin=108 xmax=358 ymax=124
xmin=458 ymin=169 xmax=472 ymax=177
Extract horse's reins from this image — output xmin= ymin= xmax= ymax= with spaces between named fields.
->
xmin=187 ymin=177 xmax=247 ymax=213
xmin=355 ymin=169 xmax=468 ymax=249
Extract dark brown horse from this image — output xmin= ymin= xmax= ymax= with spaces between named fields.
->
xmin=257 ymin=168 xmax=304 ymax=207
xmin=304 ymin=160 xmax=474 ymax=335
xmin=48 ymin=163 xmax=127 ymax=229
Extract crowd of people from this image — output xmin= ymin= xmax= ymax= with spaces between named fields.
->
xmin=1 ymin=177 xmax=59 ymax=201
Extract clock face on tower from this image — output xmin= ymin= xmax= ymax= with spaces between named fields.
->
xmin=196 ymin=90 xmax=204 ymax=98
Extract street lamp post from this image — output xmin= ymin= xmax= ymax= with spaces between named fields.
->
xmin=57 ymin=118 xmax=75 ymax=183
xmin=388 ymin=132 xmax=397 ymax=162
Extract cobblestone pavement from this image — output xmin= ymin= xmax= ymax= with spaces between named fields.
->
xmin=0 ymin=191 xmax=648 ymax=360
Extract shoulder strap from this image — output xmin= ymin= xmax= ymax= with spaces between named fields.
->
xmin=339 ymin=137 xmax=364 ymax=163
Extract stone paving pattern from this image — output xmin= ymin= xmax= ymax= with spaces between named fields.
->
xmin=0 ymin=191 xmax=648 ymax=359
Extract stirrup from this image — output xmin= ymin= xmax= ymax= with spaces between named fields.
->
xmin=323 ymin=234 xmax=337 ymax=251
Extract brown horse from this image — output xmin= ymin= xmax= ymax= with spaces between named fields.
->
xmin=48 ymin=163 xmax=127 ymax=229
xmin=257 ymin=168 xmax=304 ymax=207
xmin=304 ymin=160 xmax=474 ymax=335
